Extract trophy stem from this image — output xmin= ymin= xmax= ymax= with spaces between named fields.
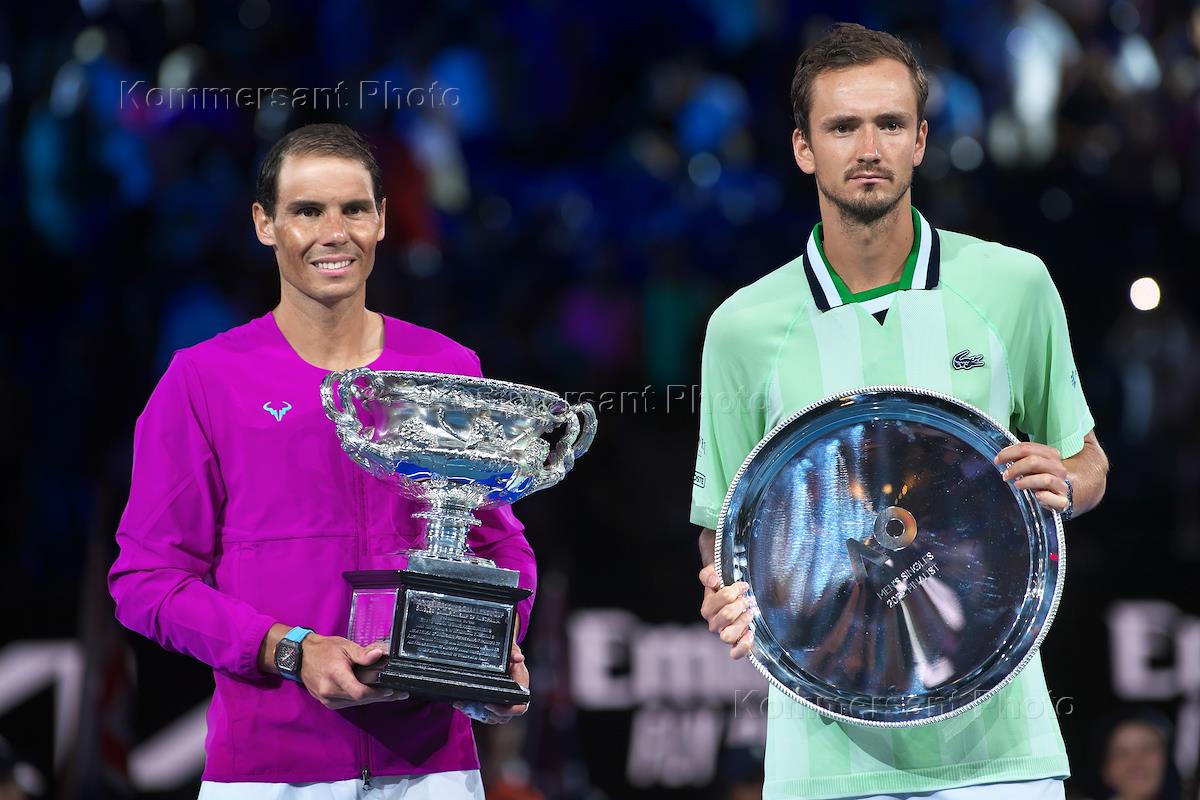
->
xmin=412 ymin=491 xmax=487 ymax=562
xmin=424 ymin=517 xmax=470 ymax=559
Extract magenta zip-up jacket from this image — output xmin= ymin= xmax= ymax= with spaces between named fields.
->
xmin=109 ymin=312 xmax=536 ymax=783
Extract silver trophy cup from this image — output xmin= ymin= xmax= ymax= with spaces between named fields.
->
xmin=321 ymin=367 xmax=596 ymax=705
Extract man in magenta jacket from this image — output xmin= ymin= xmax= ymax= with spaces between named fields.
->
xmin=109 ymin=123 xmax=535 ymax=798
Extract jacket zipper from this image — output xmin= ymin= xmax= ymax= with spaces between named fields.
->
xmin=356 ymin=469 xmax=373 ymax=791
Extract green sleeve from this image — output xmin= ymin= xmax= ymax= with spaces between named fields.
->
xmin=690 ymin=309 xmax=767 ymax=530
xmin=1009 ymin=258 xmax=1095 ymax=459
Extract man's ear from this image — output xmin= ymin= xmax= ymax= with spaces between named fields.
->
xmin=793 ymin=129 xmax=816 ymax=175
xmin=252 ymin=202 xmax=276 ymax=248
xmin=376 ymin=197 xmax=386 ymax=242
xmin=913 ymin=119 xmax=928 ymax=167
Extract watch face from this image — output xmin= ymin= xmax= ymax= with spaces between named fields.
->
xmin=276 ymin=639 xmax=300 ymax=674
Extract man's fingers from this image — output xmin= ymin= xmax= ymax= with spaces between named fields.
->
xmin=713 ymin=596 xmax=750 ymax=631
xmin=328 ymin=661 xmax=402 ymax=705
xmin=719 ymin=612 xmax=751 ymax=644
xmin=352 ymin=688 xmax=408 ymax=705
xmin=298 ymin=638 xmax=409 ymax=708
xmin=1002 ymin=453 xmax=1065 ymax=475
xmin=697 ymin=568 xmax=753 ymax=659
xmin=703 ymin=594 xmax=740 ymax=629
xmin=1035 ymin=489 xmax=1069 ymax=510
xmin=349 ymin=644 xmax=387 ymax=667
xmin=698 ymin=564 xmax=721 ymax=590
xmin=1003 ymin=456 xmax=1067 ymax=481
xmin=328 ymin=669 xmax=371 ymax=702
xmin=311 ymin=677 xmax=355 ymax=709
xmin=323 ymin=684 xmax=405 ymax=708
xmin=701 ymin=583 xmax=747 ymax=624
xmin=482 ymin=702 xmax=529 ymax=722
xmin=330 ymin=682 xmax=406 ymax=707
xmin=455 ymin=700 xmax=528 ymax=724
xmin=731 ymin=629 xmax=753 ymax=660
xmin=1013 ymin=474 xmax=1069 ymax=494
xmin=995 ymin=443 xmax=1060 ymax=465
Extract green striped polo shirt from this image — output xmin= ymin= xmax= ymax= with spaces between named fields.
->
xmin=690 ymin=207 xmax=1093 ymax=800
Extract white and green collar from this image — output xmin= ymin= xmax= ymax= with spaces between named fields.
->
xmin=802 ymin=207 xmax=941 ymax=316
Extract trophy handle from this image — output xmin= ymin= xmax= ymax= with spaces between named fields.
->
xmin=528 ymin=402 xmax=597 ymax=495
xmin=568 ymin=402 xmax=598 ymax=459
xmin=320 ymin=367 xmax=387 ymax=443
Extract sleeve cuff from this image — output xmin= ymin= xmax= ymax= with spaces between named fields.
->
xmin=1048 ymin=414 xmax=1095 ymax=461
xmin=236 ymin=612 xmax=279 ymax=682
xmin=515 ymin=598 xmax=533 ymax=646
xmin=690 ymin=506 xmax=720 ymax=531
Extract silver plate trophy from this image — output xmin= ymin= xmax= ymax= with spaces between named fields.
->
xmin=717 ymin=386 xmax=1064 ymax=727
xmin=321 ymin=368 xmax=596 ymax=706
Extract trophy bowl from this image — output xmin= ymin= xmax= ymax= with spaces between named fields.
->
xmin=717 ymin=385 xmax=1063 ymax=727
xmin=320 ymin=367 xmax=596 ymax=705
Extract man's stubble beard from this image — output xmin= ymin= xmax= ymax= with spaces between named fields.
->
xmin=816 ymin=171 xmax=913 ymax=229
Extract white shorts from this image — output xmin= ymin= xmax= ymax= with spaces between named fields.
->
xmin=197 ymin=769 xmax=484 ymax=800
xmin=845 ymin=778 xmax=1064 ymax=800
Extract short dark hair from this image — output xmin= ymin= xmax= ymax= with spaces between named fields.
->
xmin=790 ymin=23 xmax=929 ymax=141
xmin=255 ymin=123 xmax=383 ymax=218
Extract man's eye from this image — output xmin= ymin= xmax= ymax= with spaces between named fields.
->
xmin=346 ymin=206 xmax=363 ymax=215
xmin=835 ymin=125 xmax=849 ymax=134
xmin=886 ymin=122 xmax=901 ymax=131
xmin=299 ymin=207 xmax=320 ymax=217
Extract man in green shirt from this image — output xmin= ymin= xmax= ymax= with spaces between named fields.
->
xmin=693 ymin=23 xmax=1110 ymax=800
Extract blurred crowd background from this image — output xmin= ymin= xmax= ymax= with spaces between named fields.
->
xmin=4 ymin=0 xmax=1200 ymax=798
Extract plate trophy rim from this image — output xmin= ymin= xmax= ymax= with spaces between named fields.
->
xmin=713 ymin=384 xmax=1066 ymax=728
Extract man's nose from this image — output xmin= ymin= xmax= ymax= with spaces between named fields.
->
xmin=858 ymin=128 xmax=881 ymax=163
xmin=319 ymin=211 xmax=348 ymax=243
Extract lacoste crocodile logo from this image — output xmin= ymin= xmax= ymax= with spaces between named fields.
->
xmin=951 ymin=349 xmax=985 ymax=371
xmin=263 ymin=401 xmax=292 ymax=422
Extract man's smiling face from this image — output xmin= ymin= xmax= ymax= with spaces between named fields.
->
xmin=253 ymin=153 xmax=386 ymax=308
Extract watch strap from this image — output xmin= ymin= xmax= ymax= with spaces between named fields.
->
xmin=284 ymin=626 xmax=314 ymax=644
xmin=277 ymin=626 xmax=314 ymax=682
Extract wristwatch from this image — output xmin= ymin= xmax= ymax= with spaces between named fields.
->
xmin=1061 ymin=477 xmax=1074 ymax=522
xmin=275 ymin=626 xmax=314 ymax=682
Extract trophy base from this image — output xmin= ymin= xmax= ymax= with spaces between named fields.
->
xmin=359 ymin=659 xmax=531 ymax=706
xmin=345 ymin=554 xmax=531 ymax=707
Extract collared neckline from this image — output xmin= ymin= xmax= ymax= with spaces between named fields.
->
xmin=802 ymin=207 xmax=941 ymax=316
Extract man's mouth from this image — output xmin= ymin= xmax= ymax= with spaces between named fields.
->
xmin=312 ymin=258 xmax=354 ymax=272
